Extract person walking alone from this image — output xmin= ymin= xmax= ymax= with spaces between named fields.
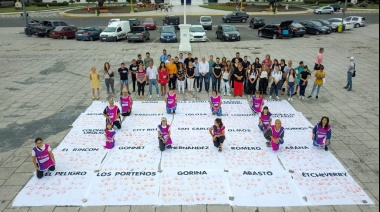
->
xmin=343 ymin=56 xmax=355 ymax=91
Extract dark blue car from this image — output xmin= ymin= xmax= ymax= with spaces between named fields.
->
xmin=159 ymin=25 xmax=177 ymax=43
xmin=75 ymin=27 xmax=102 ymax=41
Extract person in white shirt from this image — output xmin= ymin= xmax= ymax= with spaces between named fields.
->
xmin=165 ymin=55 xmax=172 ymax=64
xmin=198 ymin=56 xmax=210 ymax=92
xmin=178 ymin=53 xmax=185 ymax=64
xmin=269 ymin=65 xmax=282 ymax=99
xmin=343 ymin=56 xmax=355 ymax=91
xmin=146 ymin=61 xmax=160 ymax=98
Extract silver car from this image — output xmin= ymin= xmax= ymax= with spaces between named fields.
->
xmin=345 ymin=16 xmax=366 ymax=28
xmin=314 ymin=6 xmax=334 ymax=14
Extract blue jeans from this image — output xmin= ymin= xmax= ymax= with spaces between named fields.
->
xmin=212 ymin=75 xmax=221 ymax=92
xmin=313 ymin=139 xmax=330 ymax=147
xmin=199 ymin=73 xmax=210 ymax=92
xmin=310 ymin=84 xmax=321 ymax=96
xmin=166 ymin=106 xmax=176 ymax=114
xmin=287 ymin=82 xmax=295 ymax=97
xmin=211 ymin=107 xmax=223 ymax=116
xmin=258 ymin=123 xmax=264 ymax=131
xmin=300 ymin=81 xmax=308 ymax=96
xmin=346 ymin=72 xmax=353 ymax=90
xmin=149 ymin=79 xmax=159 ymax=95
xmin=269 ymin=82 xmax=280 ymax=96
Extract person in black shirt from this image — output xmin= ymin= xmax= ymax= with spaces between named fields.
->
xmin=136 ymin=54 xmax=144 ymax=68
xmin=233 ymin=62 xmax=245 ymax=97
xmin=129 ymin=59 xmax=139 ymax=92
xmin=118 ymin=63 xmax=129 ymax=95
xmin=299 ymin=68 xmax=311 ymax=99
xmin=242 ymin=56 xmax=250 ymax=93
xmin=231 ymin=52 xmax=243 ymax=65
xmin=184 ymin=53 xmax=194 ymax=67
xmin=212 ymin=57 xmax=223 ymax=92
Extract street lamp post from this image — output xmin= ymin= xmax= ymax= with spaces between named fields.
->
xmin=130 ymin=0 xmax=134 ymax=13
xmin=342 ymin=0 xmax=347 ymax=27
xmin=22 ymin=0 xmax=31 ymax=37
xmin=240 ymin=0 xmax=243 ymax=11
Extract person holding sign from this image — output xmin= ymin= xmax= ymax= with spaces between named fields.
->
xmin=312 ymin=116 xmax=332 ymax=151
xmin=32 ymin=137 xmax=56 ymax=179
xmin=209 ymin=118 xmax=226 ymax=152
xmin=264 ymin=119 xmax=285 ymax=150
xmin=120 ymin=89 xmax=133 ymax=119
xmin=103 ymin=100 xmax=121 ymax=129
xmin=158 ymin=117 xmax=173 ymax=151
xmin=258 ymin=106 xmax=272 ymax=131
xmin=104 ymin=122 xmax=116 ymax=149
xmin=165 ymin=87 xmax=177 ymax=114
xmin=249 ymin=91 xmax=264 ymax=114
xmin=210 ymin=90 xmax=223 ymax=116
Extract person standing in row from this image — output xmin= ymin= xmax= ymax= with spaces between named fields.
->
xmin=186 ymin=61 xmax=196 ymax=94
xmin=308 ymin=65 xmax=326 ymax=99
xmin=158 ymin=62 xmax=169 ymax=97
xmin=299 ymin=66 xmax=311 ymax=100
xmin=247 ymin=64 xmax=259 ymax=95
xmin=210 ymin=90 xmax=222 ymax=116
xmin=209 ymin=118 xmax=226 ymax=152
xmin=193 ymin=57 xmax=200 ymax=91
xmin=159 ymin=49 xmax=168 ymax=63
xmin=279 ymin=59 xmax=287 ymax=95
xmin=146 ymin=61 xmax=160 ymax=98
xmin=136 ymin=54 xmax=144 ymax=69
xmin=104 ymin=122 xmax=116 ymax=149
xmin=312 ymin=116 xmax=332 ymax=151
xmin=221 ymin=65 xmax=231 ymax=96
xmin=167 ymin=58 xmax=177 ymax=89
xmin=165 ymin=87 xmax=177 ymax=114
xmin=129 ymin=59 xmax=139 ymax=93
xmin=136 ymin=64 xmax=147 ymax=99
xmin=158 ymin=117 xmax=172 ymax=151
xmin=90 ymin=67 xmax=100 ymax=100
xmin=294 ymin=61 xmax=308 ymax=95
xmin=249 ymin=91 xmax=264 ymax=114
xmin=177 ymin=62 xmax=186 ymax=94
xmin=118 ymin=63 xmax=129 ymax=95
xmin=144 ymin=52 xmax=154 ymax=70
xmin=262 ymin=54 xmax=272 ymax=73
xmin=269 ymin=65 xmax=282 ymax=100
xmin=103 ymin=100 xmax=121 ymax=129
xmin=258 ymin=106 xmax=272 ymax=132
xmin=314 ymin=48 xmax=324 ymax=72
xmin=212 ymin=57 xmax=223 ymax=93
xmin=286 ymin=68 xmax=296 ymax=101
xmin=264 ymin=119 xmax=285 ymax=151
xmin=120 ymin=89 xmax=133 ymax=119
xmin=233 ymin=62 xmax=244 ymax=97
xmin=32 ymin=137 xmax=56 ymax=179
xmin=259 ymin=63 xmax=269 ymax=95
xmin=184 ymin=53 xmax=194 ymax=67
xmin=199 ymin=56 xmax=210 ymax=93
xmin=104 ymin=62 xmax=116 ymax=98
xmin=178 ymin=53 xmax=185 ymax=64
xmin=343 ymin=56 xmax=355 ymax=91
xmin=208 ymin=55 xmax=215 ymax=92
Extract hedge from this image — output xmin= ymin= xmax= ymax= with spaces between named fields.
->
xmin=303 ymin=0 xmax=337 ymax=4
xmin=35 ymin=2 xmax=69 ymax=6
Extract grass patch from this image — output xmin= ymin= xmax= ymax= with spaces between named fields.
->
xmin=66 ymin=6 xmax=154 ymax=14
xmin=200 ymin=4 xmax=307 ymax=12
xmin=0 ymin=5 xmax=70 ymax=13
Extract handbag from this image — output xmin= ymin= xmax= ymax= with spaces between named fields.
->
xmin=352 ymin=71 xmax=356 ymax=77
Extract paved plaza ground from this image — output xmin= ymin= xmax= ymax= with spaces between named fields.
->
xmin=0 ymin=23 xmax=378 ymax=212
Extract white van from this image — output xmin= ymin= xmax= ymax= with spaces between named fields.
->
xmin=200 ymin=16 xmax=212 ymax=30
xmin=100 ymin=21 xmax=130 ymax=42
xmin=108 ymin=18 xmax=121 ymax=26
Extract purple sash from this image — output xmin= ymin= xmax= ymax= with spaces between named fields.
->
xmin=158 ymin=124 xmax=172 ymax=145
xmin=33 ymin=144 xmax=54 ymax=171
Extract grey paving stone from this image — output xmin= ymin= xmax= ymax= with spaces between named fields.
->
xmin=256 ymin=208 xmax=284 ymax=212
xmin=3 ymin=208 xmax=30 ymax=212
xmin=363 ymin=183 xmax=380 ymax=200
xmin=0 ymin=150 xmax=14 ymax=164
xmin=358 ymin=204 xmax=380 ymax=212
xmin=332 ymin=205 xmax=361 ymax=212
xmin=15 ymin=161 xmax=35 ymax=173
xmin=182 ymin=205 xmax=207 ymax=212
xmin=3 ymin=172 xmax=33 ymax=186
xmin=79 ymin=206 xmax=105 ymax=212
xmin=0 ymin=200 xmax=10 ymax=211
xmin=156 ymin=205 xmax=181 ymax=212
xmin=104 ymin=206 xmax=130 ymax=212
xmin=308 ymin=206 xmax=336 ymax=212
xmin=284 ymin=207 xmax=310 ymax=212
xmin=206 ymin=205 xmax=232 ymax=212
xmin=0 ymin=185 xmax=23 ymax=200
xmin=53 ymin=207 xmax=80 ymax=212
xmin=28 ymin=206 xmax=56 ymax=212
xmin=231 ymin=206 xmax=256 ymax=212
xmin=130 ymin=206 xmax=155 ymax=212
xmin=0 ymin=167 xmax=17 ymax=180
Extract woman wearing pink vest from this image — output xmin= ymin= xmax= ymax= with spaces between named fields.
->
xmin=103 ymin=100 xmax=121 ymax=129
xmin=210 ymin=90 xmax=223 ymax=116
xmin=158 ymin=117 xmax=173 ymax=151
xmin=209 ymin=118 xmax=226 ymax=152
xmin=32 ymin=137 xmax=55 ymax=179
xmin=312 ymin=116 xmax=332 ymax=151
xmin=120 ymin=89 xmax=133 ymax=119
xmin=165 ymin=87 xmax=177 ymax=114
xmin=264 ymin=119 xmax=285 ymax=150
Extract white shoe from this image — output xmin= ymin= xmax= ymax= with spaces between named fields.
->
xmin=302 ymin=96 xmax=305 ymax=99
xmin=227 ymin=93 xmax=231 ymax=96
xmin=223 ymin=93 xmax=226 ymax=96
xmin=269 ymin=96 xmax=272 ymax=99
xmin=299 ymin=96 xmax=302 ymax=99
xmin=157 ymin=94 xmax=160 ymax=98
xmin=288 ymin=98 xmax=290 ymax=101
xmin=290 ymin=98 xmax=293 ymax=101
xmin=276 ymin=96 xmax=280 ymax=100
xmin=149 ymin=95 xmax=152 ymax=99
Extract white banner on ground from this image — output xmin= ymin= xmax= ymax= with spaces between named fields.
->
xmin=158 ymin=170 xmax=231 ymax=205
xmin=291 ymin=171 xmax=374 ymax=205
xmin=84 ymin=170 xmax=160 ymax=206
xmin=228 ymin=170 xmax=305 ymax=206
xmin=53 ymin=147 xmax=108 ymax=171
xmin=13 ymin=171 xmax=93 ymax=206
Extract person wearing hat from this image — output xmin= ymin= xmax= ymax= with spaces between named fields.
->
xmin=157 ymin=117 xmax=172 ymax=151
xmin=159 ymin=49 xmax=168 ymax=63
xmin=103 ymin=100 xmax=121 ymax=129
xmin=32 ymin=137 xmax=56 ymax=179
xmin=120 ymin=89 xmax=133 ymax=120
xmin=343 ymin=56 xmax=355 ymax=91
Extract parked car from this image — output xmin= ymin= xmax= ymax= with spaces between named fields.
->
xmin=108 ymin=18 xmax=121 ymax=26
xmin=300 ymin=20 xmax=331 ymax=35
xmin=159 ymin=25 xmax=177 ymax=43
xmin=100 ymin=21 xmax=130 ymax=42
xmin=314 ymin=6 xmax=334 ymax=14
xmin=163 ymin=15 xmax=180 ymax=30
xmin=200 ymin=16 xmax=212 ymax=30
xmin=327 ymin=18 xmax=354 ymax=30
xmin=289 ymin=23 xmax=306 ymax=37
xmin=189 ymin=25 xmax=207 ymax=42
xmin=128 ymin=18 xmax=140 ymax=26
xmin=216 ymin=25 xmax=240 ymax=41
xmin=345 ymin=16 xmax=366 ymax=28
xmin=328 ymin=4 xmax=341 ymax=11
xmin=257 ymin=20 xmax=293 ymax=39
xmin=127 ymin=26 xmax=150 ymax=42
xmin=222 ymin=11 xmax=249 ymax=23
xmin=249 ymin=17 xmax=265 ymax=29
xmin=76 ymin=27 xmax=102 ymax=41
xmin=143 ymin=18 xmax=157 ymax=30
xmin=31 ymin=20 xmax=68 ymax=37
xmin=311 ymin=19 xmax=338 ymax=32
xmin=49 ymin=26 xmax=76 ymax=39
